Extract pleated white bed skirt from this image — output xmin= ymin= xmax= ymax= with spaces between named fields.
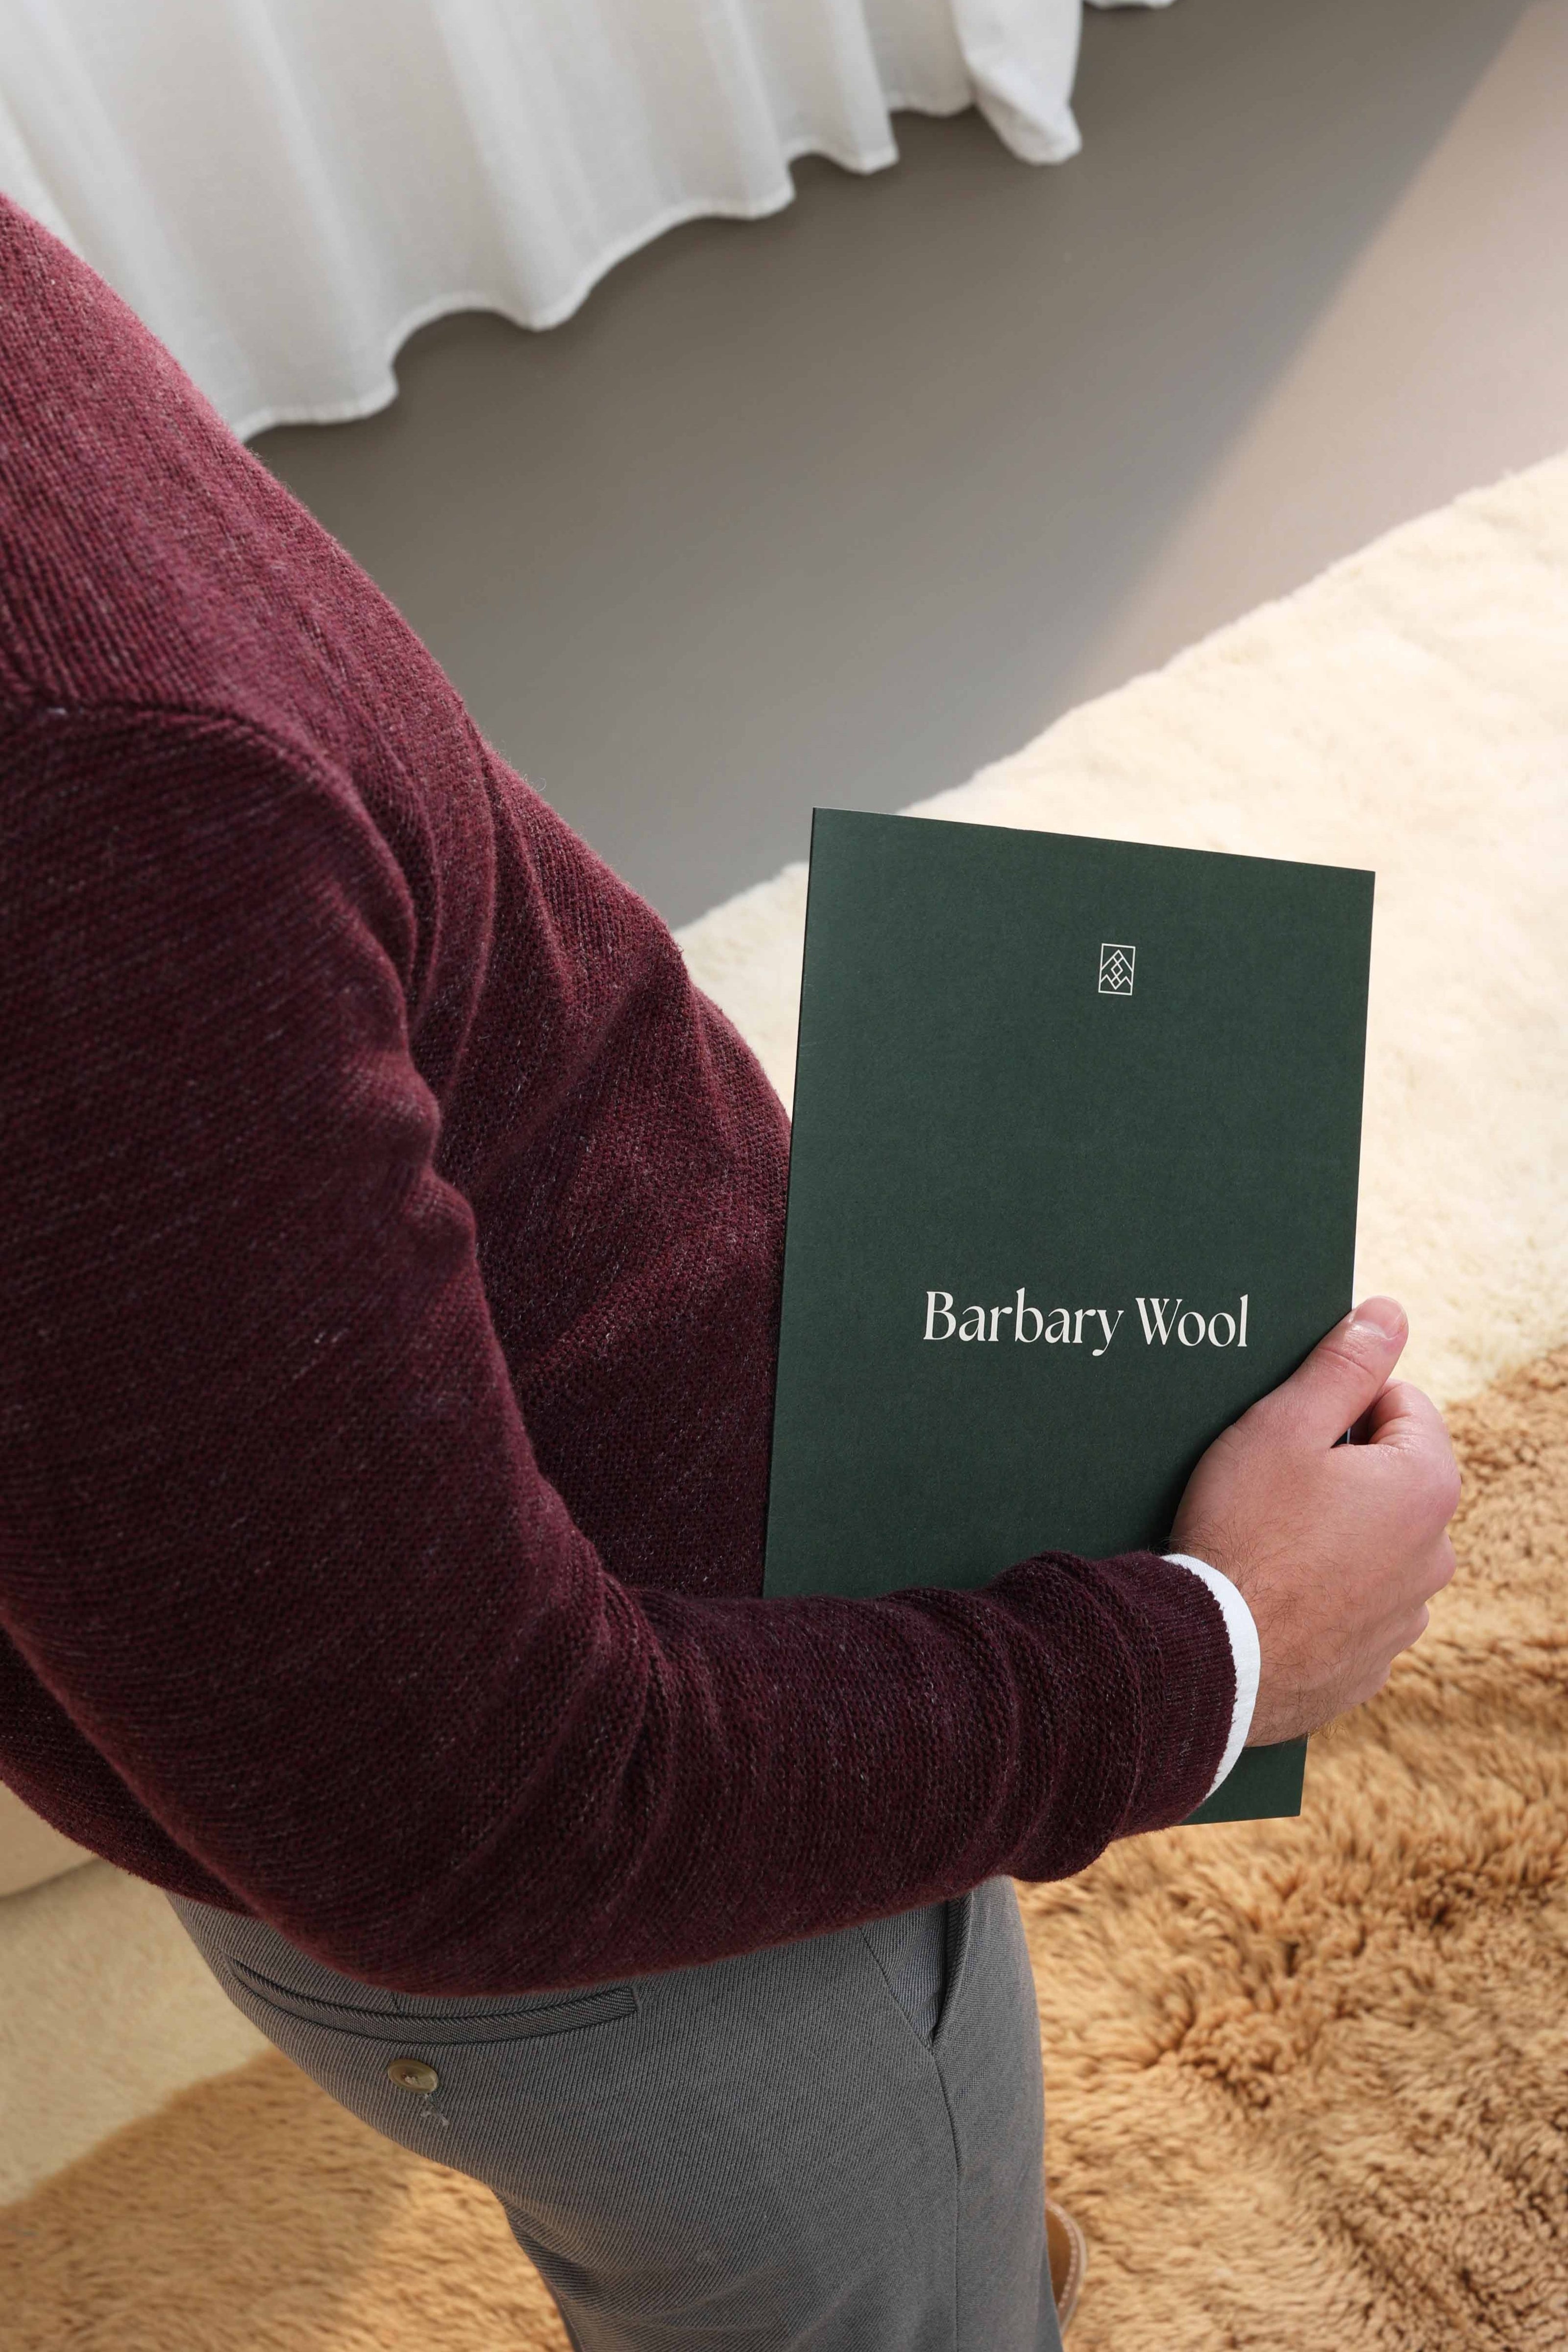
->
xmin=0 ymin=0 xmax=1168 ymax=441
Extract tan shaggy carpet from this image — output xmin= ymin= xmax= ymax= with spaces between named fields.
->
xmin=3 ymin=453 xmax=1566 ymax=2345
xmin=3 ymin=1350 xmax=1566 ymax=2351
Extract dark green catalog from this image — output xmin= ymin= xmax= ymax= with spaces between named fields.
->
xmin=762 ymin=809 xmax=1374 ymax=1824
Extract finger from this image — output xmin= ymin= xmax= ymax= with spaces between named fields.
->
xmin=1262 ymin=1298 xmax=1409 ymax=1448
xmin=1365 ymin=1388 xmax=1462 ymax=1524
xmin=1363 ymin=1378 xmax=1450 ymax=1451
xmin=1388 ymin=1606 xmax=1431 ymax=1665
xmin=1378 ymin=1541 xmax=1456 ymax=1625
xmin=1423 ymin=1532 xmax=1457 ymax=1598
xmin=1347 ymin=1606 xmax=1433 ymax=1710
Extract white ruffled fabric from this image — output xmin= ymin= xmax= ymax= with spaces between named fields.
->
xmin=0 ymin=0 xmax=1164 ymax=440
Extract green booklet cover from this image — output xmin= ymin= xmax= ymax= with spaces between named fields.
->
xmin=762 ymin=810 xmax=1374 ymax=1825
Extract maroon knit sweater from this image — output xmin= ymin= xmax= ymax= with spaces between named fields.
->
xmin=0 ymin=197 xmax=1234 ymax=1996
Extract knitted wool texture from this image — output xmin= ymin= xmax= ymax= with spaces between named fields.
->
xmin=0 ymin=195 xmax=1233 ymax=1996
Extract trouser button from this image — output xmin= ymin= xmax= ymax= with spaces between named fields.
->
xmin=387 ymin=2058 xmax=439 ymax=2092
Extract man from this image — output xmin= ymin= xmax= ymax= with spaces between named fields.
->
xmin=0 ymin=194 xmax=1459 ymax=2351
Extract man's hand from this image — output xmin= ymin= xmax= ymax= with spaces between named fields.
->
xmin=1169 ymin=1298 xmax=1460 ymax=1748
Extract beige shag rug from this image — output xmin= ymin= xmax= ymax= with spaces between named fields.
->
xmin=4 ymin=1351 xmax=1565 ymax=2351
xmin=4 ymin=452 xmax=1567 ymax=2347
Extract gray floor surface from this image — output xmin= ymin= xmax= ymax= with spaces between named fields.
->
xmin=255 ymin=0 xmax=1568 ymax=929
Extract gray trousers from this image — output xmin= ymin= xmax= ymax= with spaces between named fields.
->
xmin=169 ymin=1875 xmax=1061 ymax=2352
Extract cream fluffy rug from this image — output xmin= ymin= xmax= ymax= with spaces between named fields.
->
xmin=680 ymin=451 xmax=1568 ymax=1411
xmin=4 ymin=451 xmax=1567 ymax=2346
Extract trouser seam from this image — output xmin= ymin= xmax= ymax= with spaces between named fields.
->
xmin=930 ymin=2018 xmax=965 ymax=2351
xmin=931 ymin=1893 xmax=976 ymax=2349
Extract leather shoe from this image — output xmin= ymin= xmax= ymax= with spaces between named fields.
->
xmin=1046 ymin=2198 xmax=1086 ymax=2333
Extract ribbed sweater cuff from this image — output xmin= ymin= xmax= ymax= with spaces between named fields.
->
xmin=1164 ymin=1553 xmax=1261 ymax=1799
xmin=1081 ymin=1548 xmax=1239 ymax=1838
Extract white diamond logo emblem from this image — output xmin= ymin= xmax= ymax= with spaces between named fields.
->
xmin=1099 ymin=943 xmax=1135 ymax=995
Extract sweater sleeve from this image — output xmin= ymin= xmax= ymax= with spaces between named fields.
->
xmin=0 ymin=705 xmax=1236 ymax=1996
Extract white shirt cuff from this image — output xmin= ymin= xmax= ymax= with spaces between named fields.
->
xmin=1163 ymin=1552 xmax=1261 ymax=1803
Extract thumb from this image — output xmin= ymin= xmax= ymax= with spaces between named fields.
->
xmin=1267 ymin=1297 xmax=1409 ymax=1447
